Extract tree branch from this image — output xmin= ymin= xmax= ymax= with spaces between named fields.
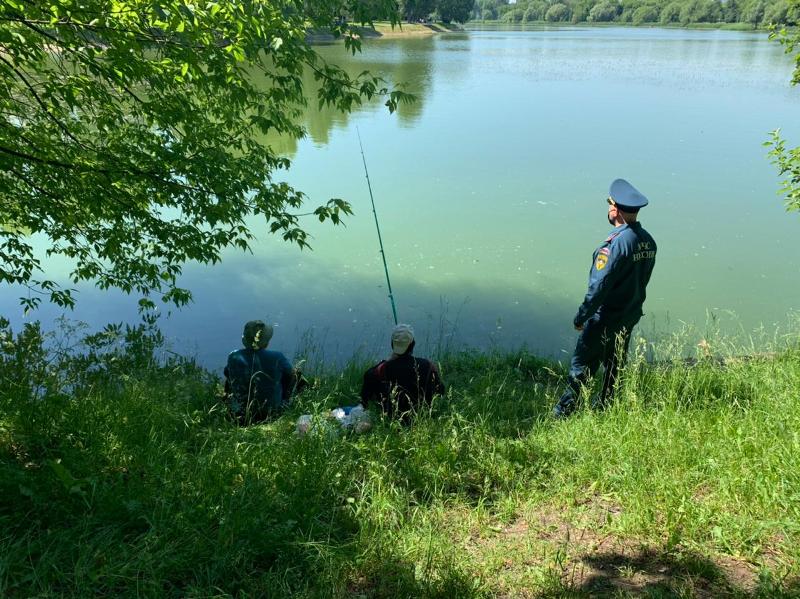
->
xmin=0 ymin=54 xmax=91 ymax=151
xmin=13 ymin=18 xmax=147 ymax=106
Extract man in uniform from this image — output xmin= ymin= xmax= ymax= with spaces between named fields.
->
xmin=553 ymin=179 xmax=657 ymax=418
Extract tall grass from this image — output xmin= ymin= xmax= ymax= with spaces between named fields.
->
xmin=1 ymin=316 xmax=798 ymax=597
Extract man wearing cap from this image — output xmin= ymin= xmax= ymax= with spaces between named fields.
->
xmin=360 ymin=324 xmax=445 ymax=420
xmin=224 ymin=320 xmax=298 ymax=424
xmin=553 ymin=179 xmax=657 ymax=418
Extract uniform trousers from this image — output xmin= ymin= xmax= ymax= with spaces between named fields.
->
xmin=555 ymin=316 xmax=635 ymax=416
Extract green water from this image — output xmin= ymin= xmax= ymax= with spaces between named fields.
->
xmin=8 ymin=27 xmax=800 ymax=365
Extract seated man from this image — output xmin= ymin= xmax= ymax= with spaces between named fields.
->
xmin=224 ymin=320 xmax=298 ymax=424
xmin=360 ymin=324 xmax=445 ymax=420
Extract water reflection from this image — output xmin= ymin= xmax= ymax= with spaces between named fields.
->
xmin=3 ymin=28 xmax=799 ymax=367
xmin=174 ymin=251 xmax=578 ymax=367
xmin=267 ymin=37 xmax=442 ymax=157
xmin=0 ymin=253 xmax=578 ymax=370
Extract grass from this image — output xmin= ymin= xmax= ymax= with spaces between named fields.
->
xmin=368 ymin=22 xmax=464 ymax=35
xmin=1 ymin=316 xmax=799 ymax=597
xmin=307 ymin=21 xmax=463 ymax=44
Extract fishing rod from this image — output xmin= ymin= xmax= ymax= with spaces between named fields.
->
xmin=356 ymin=127 xmax=398 ymax=325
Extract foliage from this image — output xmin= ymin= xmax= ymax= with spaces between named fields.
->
xmin=632 ymin=4 xmax=661 ymax=23
xmin=400 ymin=0 xmax=438 ymax=21
xmin=437 ymin=0 xmax=477 ymax=23
xmin=767 ymin=131 xmax=800 ymax=213
xmin=723 ymin=0 xmax=742 ymax=20
xmin=524 ymin=1 xmax=549 ymax=21
xmin=764 ymin=0 xmax=788 ymax=22
xmin=659 ymin=1 xmax=683 ymax=22
xmin=679 ymin=0 xmax=722 ymax=24
xmin=501 ymin=6 xmax=524 ymax=21
xmin=478 ymin=0 xmax=498 ymax=20
xmin=545 ymin=2 xmax=572 ymax=21
xmin=399 ymin=0 xmax=476 ymax=22
xmin=588 ymin=1 xmax=620 ymax=21
xmin=1 ymin=319 xmax=800 ymax=595
xmin=767 ymin=0 xmax=800 ymax=213
xmin=479 ymin=0 xmax=797 ymax=27
xmin=743 ymin=0 xmax=767 ymax=23
xmin=0 ymin=0 xmax=414 ymax=312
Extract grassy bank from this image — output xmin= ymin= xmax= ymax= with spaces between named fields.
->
xmin=1 ymin=318 xmax=799 ymax=597
xmin=307 ymin=22 xmax=463 ymax=43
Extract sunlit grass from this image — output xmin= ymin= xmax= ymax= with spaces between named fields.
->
xmin=1 ymin=318 xmax=798 ymax=596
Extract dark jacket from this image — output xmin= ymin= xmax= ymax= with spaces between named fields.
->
xmin=224 ymin=348 xmax=295 ymax=423
xmin=574 ymin=221 xmax=657 ymax=328
xmin=360 ymin=354 xmax=445 ymax=419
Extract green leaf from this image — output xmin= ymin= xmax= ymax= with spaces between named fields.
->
xmin=0 ymin=0 xmax=407 ymax=310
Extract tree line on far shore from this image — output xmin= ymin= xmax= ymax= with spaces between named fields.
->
xmin=473 ymin=0 xmax=798 ymax=26
xmin=399 ymin=0 xmax=477 ymax=23
xmin=397 ymin=0 xmax=799 ymax=26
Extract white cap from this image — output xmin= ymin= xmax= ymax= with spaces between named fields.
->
xmin=391 ymin=324 xmax=415 ymax=355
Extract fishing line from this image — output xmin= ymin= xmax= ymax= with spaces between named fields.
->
xmin=356 ymin=126 xmax=398 ymax=325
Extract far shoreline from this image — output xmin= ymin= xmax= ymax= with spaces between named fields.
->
xmin=307 ymin=20 xmax=780 ymax=45
xmin=307 ymin=21 xmax=464 ymax=44
xmin=464 ymin=20 xmax=773 ymax=32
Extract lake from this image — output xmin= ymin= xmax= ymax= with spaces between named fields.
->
xmin=5 ymin=26 xmax=800 ymax=368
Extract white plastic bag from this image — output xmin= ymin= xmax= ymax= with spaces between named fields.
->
xmin=295 ymin=414 xmax=313 ymax=435
xmin=296 ymin=406 xmax=372 ymax=437
xmin=340 ymin=405 xmax=371 ymax=433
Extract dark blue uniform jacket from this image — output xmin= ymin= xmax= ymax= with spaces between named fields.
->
xmin=574 ymin=222 xmax=657 ymax=328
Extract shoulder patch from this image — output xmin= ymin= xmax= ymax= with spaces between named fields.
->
xmin=595 ymin=254 xmax=608 ymax=270
xmin=598 ymin=247 xmax=610 ymax=256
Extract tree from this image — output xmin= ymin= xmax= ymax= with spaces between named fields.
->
xmin=618 ymin=0 xmax=644 ymax=22
xmin=742 ymin=0 xmax=766 ymax=24
xmin=632 ymin=4 xmax=661 ymax=23
xmin=768 ymin=1 xmax=800 ymax=213
xmin=570 ymin=0 xmax=593 ymax=23
xmin=0 ymin=0 xmax=411 ymax=311
xmin=660 ymin=1 xmax=683 ymax=22
xmin=763 ymin=0 xmax=790 ymax=23
xmin=678 ymin=0 xmax=722 ymax=23
xmin=500 ymin=6 xmax=524 ymax=21
xmin=401 ymin=0 xmax=437 ymax=21
xmin=723 ymin=0 xmax=741 ymax=22
xmin=437 ymin=0 xmax=476 ymax=22
xmin=545 ymin=3 xmax=571 ymax=21
xmin=523 ymin=0 xmax=549 ymax=20
xmin=589 ymin=1 xmax=621 ymax=21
